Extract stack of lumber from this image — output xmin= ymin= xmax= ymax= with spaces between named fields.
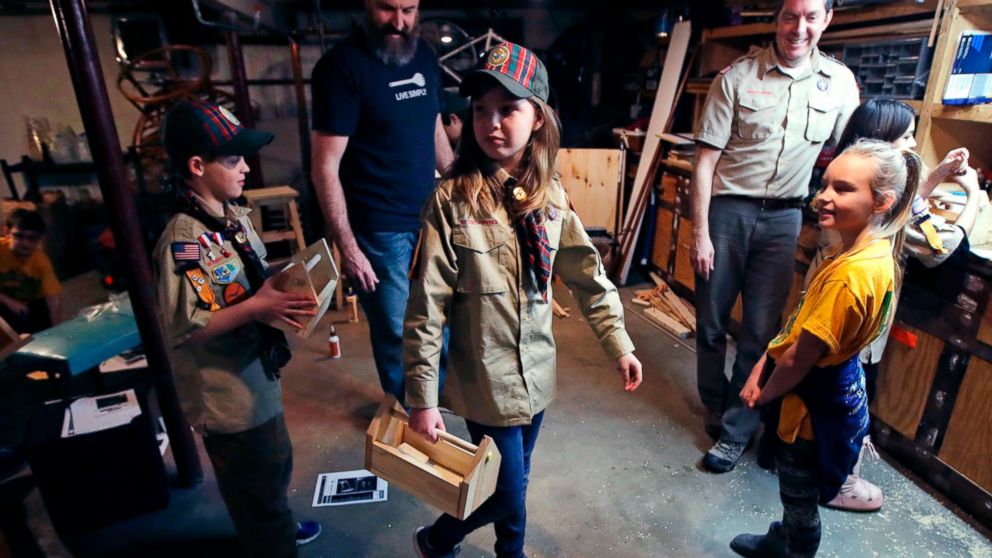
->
xmin=632 ymin=273 xmax=696 ymax=339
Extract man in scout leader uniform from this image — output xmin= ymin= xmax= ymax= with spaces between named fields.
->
xmin=690 ymin=0 xmax=860 ymax=474
xmin=152 ymin=99 xmax=321 ymax=557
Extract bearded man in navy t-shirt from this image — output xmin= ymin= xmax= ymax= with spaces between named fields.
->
xmin=311 ymin=0 xmax=453 ymax=403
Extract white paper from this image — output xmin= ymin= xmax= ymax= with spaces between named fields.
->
xmin=312 ymin=469 xmax=388 ymax=507
xmin=98 ymin=350 xmax=147 ymax=373
xmin=61 ymin=389 xmax=141 ymax=438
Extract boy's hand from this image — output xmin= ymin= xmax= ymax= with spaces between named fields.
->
xmin=250 ymin=277 xmax=317 ymax=329
xmin=409 ymin=407 xmax=445 ymax=443
xmin=615 ymin=353 xmax=643 ymax=392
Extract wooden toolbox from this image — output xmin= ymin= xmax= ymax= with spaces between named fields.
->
xmin=365 ymin=396 xmax=502 ymax=520
xmin=269 ymin=238 xmax=338 ymax=338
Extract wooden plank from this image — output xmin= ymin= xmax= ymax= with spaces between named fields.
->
xmin=673 ymin=215 xmax=695 ymax=291
xmin=269 ymin=238 xmax=338 ymax=338
xmin=644 ymin=307 xmax=691 ymax=339
xmin=618 ymin=21 xmax=691 ymax=284
xmin=556 ymin=148 xmax=622 ymax=235
xmin=873 ymin=323 xmax=944 ymax=439
xmin=938 ymin=356 xmax=992 ymax=493
xmin=659 ymin=173 xmax=678 ymax=205
xmin=660 ymin=288 xmax=696 ymax=330
xmin=651 ymin=207 xmax=675 ymax=274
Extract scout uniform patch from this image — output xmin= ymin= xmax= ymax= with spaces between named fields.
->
xmin=210 ymin=259 xmax=242 ymax=285
xmin=171 ymin=242 xmax=200 ymax=263
xmin=223 ymin=281 xmax=249 ymax=306
xmin=185 ymin=268 xmax=220 ymax=311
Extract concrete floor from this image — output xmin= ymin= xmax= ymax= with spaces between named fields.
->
xmin=11 ymin=282 xmax=992 ymax=557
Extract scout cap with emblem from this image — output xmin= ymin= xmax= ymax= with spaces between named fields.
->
xmin=459 ymin=41 xmax=549 ymax=103
xmin=162 ymin=99 xmax=273 ymax=164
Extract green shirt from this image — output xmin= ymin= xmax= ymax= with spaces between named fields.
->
xmin=695 ymin=46 xmax=860 ymax=199
xmin=404 ymin=173 xmax=634 ymax=427
xmin=152 ymin=203 xmax=283 ymax=434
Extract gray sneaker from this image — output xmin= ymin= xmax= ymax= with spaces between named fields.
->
xmin=704 ymin=438 xmax=747 ymax=473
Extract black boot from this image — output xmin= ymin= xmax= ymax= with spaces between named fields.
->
xmin=730 ymin=521 xmax=788 ymax=558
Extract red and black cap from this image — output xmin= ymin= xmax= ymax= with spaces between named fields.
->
xmin=162 ymin=99 xmax=273 ymax=164
xmin=459 ymin=42 xmax=549 ymax=103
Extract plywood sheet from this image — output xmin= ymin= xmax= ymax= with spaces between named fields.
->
xmin=556 ymin=148 xmax=622 ymax=235
xmin=652 ymin=208 xmax=675 ymax=273
xmin=938 ymin=356 xmax=992 ymax=493
xmin=873 ymin=323 xmax=943 ymax=439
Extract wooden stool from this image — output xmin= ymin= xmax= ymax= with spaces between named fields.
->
xmin=242 ymin=186 xmax=306 ymax=264
xmin=242 ymin=186 xmax=345 ymax=308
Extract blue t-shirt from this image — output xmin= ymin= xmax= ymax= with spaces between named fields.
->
xmin=311 ymin=33 xmax=441 ymax=233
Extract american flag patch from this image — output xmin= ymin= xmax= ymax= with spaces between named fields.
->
xmin=171 ymin=242 xmax=201 ymax=261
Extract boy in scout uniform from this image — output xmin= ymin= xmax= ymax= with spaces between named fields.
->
xmin=690 ymin=0 xmax=860 ymax=474
xmin=152 ymin=99 xmax=321 ymax=557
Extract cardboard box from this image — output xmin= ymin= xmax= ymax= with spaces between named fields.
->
xmin=365 ymin=396 xmax=502 ymax=520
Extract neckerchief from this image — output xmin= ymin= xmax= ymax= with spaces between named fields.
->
xmin=178 ymin=189 xmax=291 ymax=377
xmin=499 ymin=173 xmax=552 ymax=301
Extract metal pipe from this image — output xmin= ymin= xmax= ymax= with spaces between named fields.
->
xmin=224 ymin=19 xmax=264 ymax=189
xmin=49 ymin=0 xmax=203 ymax=486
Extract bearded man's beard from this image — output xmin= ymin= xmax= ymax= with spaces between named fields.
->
xmin=362 ymin=18 xmax=419 ymax=66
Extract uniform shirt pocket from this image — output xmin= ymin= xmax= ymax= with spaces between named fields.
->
xmin=736 ymin=94 xmax=779 ymax=139
xmin=451 ymin=225 xmax=511 ymax=294
xmin=806 ymin=96 xmax=838 ymax=143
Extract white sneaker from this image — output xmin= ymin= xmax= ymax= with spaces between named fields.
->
xmin=825 ymin=436 xmax=884 ymax=512
xmin=825 ymin=474 xmax=883 ymax=512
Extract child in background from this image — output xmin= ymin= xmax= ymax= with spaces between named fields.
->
xmin=404 ymin=42 xmax=643 ymax=558
xmin=733 ymin=140 xmax=921 ymax=558
xmin=0 ymin=208 xmax=61 ymax=334
xmin=152 ymin=99 xmax=320 ymax=557
xmin=802 ymin=99 xmax=983 ymax=512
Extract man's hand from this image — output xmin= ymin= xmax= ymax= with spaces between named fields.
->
xmin=409 ymin=407 xmax=446 ymax=443
xmin=691 ymin=232 xmax=715 ymax=281
xmin=249 ymin=277 xmax=317 ymax=329
xmin=616 ymin=353 xmax=643 ymax=392
xmin=341 ymin=245 xmax=379 ymax=292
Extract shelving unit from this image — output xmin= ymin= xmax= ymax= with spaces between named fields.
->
xmin=873 ymin=0 xmax=992 ymax=530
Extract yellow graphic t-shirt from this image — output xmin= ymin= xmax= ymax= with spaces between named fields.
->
xmin=767 ymin=238 xmax=894 ymax=442
xmin=0 ymin=236 xmax=62 ymax=301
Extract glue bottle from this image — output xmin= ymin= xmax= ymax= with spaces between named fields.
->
xmin=328 ymin=326 xmax=341 ymax=359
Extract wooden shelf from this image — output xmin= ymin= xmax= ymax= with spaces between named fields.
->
xmin=957 ymin=0 xmax=992 ymax=12
xmin=930 ymin=103 xmax=992 ymax=123
xmin=702 ymin=3 xmax=936 ymax=41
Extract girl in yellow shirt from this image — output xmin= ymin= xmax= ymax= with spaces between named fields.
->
xmin=731 ymin=139 xmax=921 ymax=558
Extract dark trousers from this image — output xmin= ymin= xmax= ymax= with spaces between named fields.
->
xmin=778 ymin=438 xmax=821 ymax=558
xmin=695 ymin=198 xmax=801 ymax=443
xmin=428 ymin=412 xmax=545 ymax=558
xmin=202 ymin=414 xmax=297 ymax=558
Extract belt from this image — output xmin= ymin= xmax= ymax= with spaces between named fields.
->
xmin=719 ymin=195 xmax=804 ymax=210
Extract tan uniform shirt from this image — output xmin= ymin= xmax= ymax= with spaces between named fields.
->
xmin=695 ymin=46 xmax=860 ymax=199
xmin=404 ymin=173 xmax=635 ymax=427
xmin=152 ymin=203 xmax=283 ymax=434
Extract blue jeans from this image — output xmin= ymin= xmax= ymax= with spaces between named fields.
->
xmin=354 ymin=231 xmax=444 ymax=404
xmin=427 ymin=412 xmax=545 ymax=558
xmin=695 ymin=197 xmax=801 ymax=444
